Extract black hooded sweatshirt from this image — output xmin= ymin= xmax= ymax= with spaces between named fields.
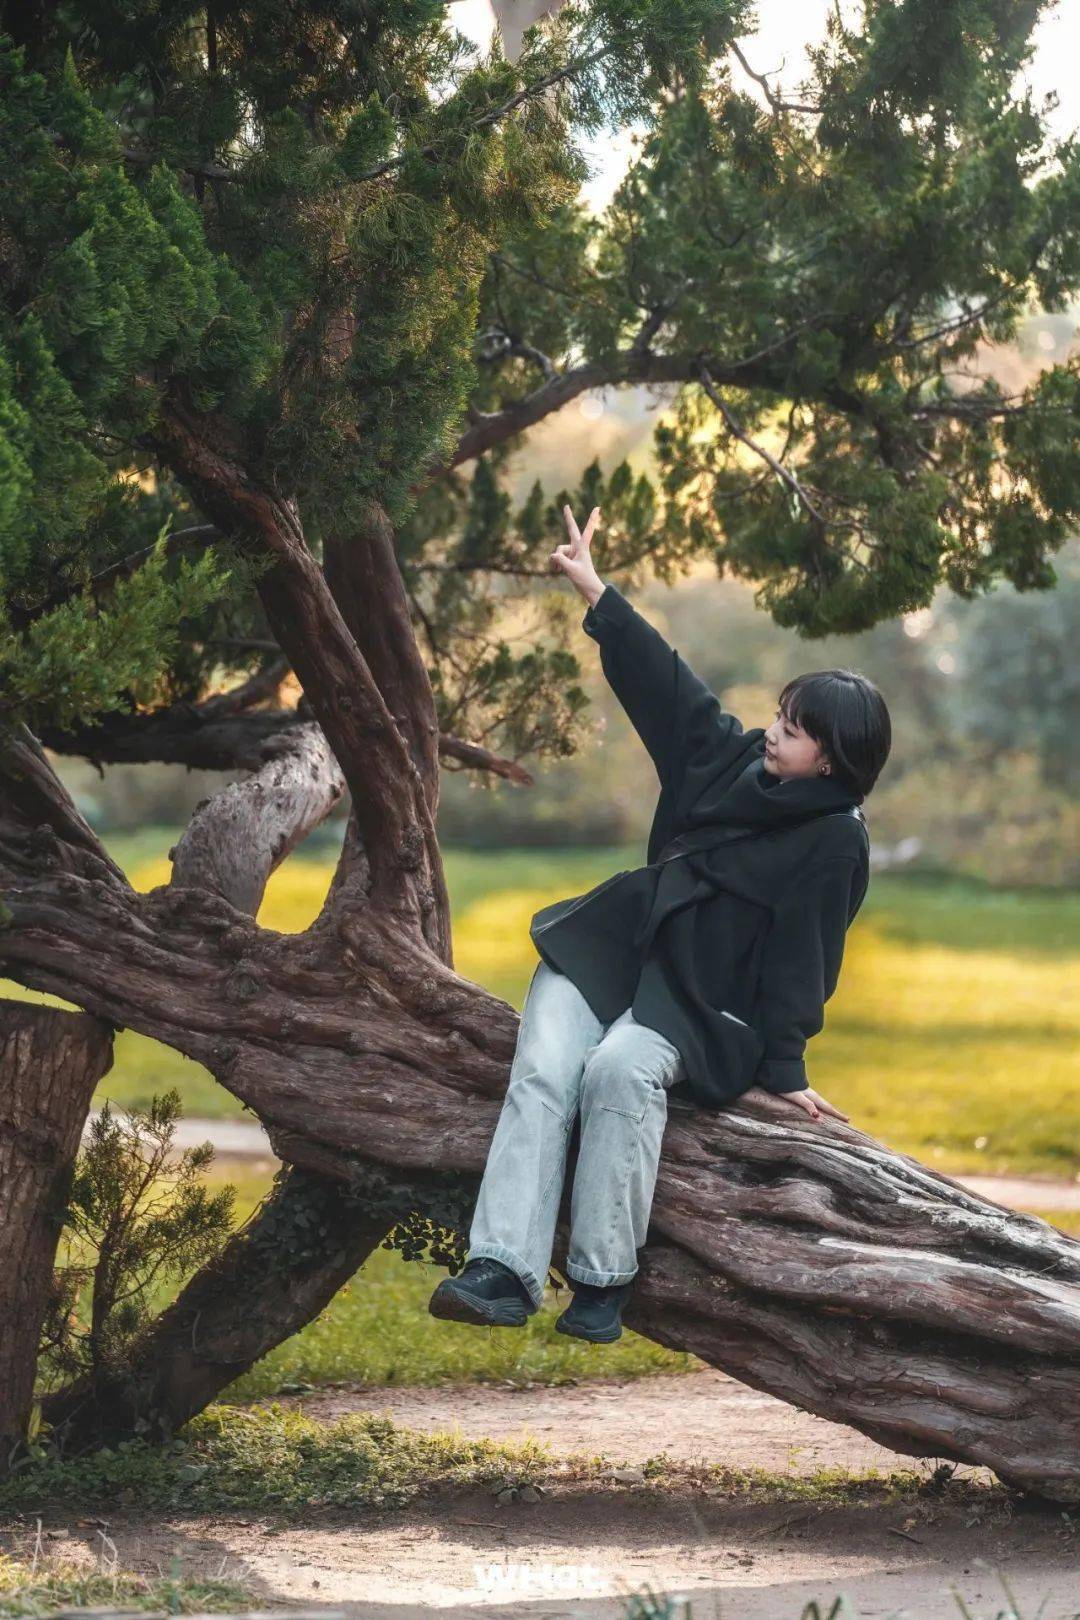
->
xmin=529 ymin=582 xmax=870 ymax=1109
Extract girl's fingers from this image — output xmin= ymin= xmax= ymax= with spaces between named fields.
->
xmin=580 ymin=506 xmax=601 ymax=549
xmin=807 ymin=1089 xmax=848 ymax=1120
xmin=563 ymin=504 xmax=582 ymax=551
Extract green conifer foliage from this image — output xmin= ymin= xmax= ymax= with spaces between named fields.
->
xmin=0 ymin=0 xmax=1076 ymax=747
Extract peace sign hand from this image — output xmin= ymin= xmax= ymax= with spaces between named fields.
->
xmin=550 ymin=505 xmax=605 ymax=603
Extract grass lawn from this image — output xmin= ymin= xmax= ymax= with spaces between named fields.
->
xmin=6 ymin=828 xmax=1073 ymax=1179
xmin=0 ymin=1399 xmax=1004 ymax=1520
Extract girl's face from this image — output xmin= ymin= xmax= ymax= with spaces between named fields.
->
xmin=762 ymin=703 xmax=831 ymax=780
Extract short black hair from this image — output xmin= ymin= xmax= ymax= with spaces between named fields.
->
xmin=777 ymin=668 xmax=892 ymax=798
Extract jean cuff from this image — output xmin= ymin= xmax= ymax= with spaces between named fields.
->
xmin=565 ymin=1261 xmax=639 ymax=1288
xmin=466 ymin=1242 xmax=545 ymax=1310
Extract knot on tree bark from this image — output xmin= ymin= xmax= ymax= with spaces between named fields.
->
xmin=29 ymin=824 xmax=61 ymax=865
xmin=398 ymin=824 xmax=424 ymax=871
xmin=218 ymin=923 xmax=257 ymax=958
xmin=224 ymin=968 xmax=261 ymax=1004
xmin=212 ymin=1041 xmax=240 ymax=1075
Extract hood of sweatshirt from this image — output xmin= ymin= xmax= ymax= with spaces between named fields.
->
xmin=708 ymin=750 xmax=863 ymax=828
xmin=657 ymin=746 xmax=864 ymax=867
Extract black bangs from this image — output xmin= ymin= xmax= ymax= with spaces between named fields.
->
xmin=777 ymin=668 xmax=892 ymax=798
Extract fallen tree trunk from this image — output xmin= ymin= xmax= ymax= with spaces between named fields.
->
xmin=4 ymin=818 xmax=1079 ymax=1497
xmin=0 ymin=1001 xmax=113 ymax=1471
xmin=4 ymin=570 xmax=1078 ymax=1499
xmin=629 ymin=1106 xmax=1080 ymax=1502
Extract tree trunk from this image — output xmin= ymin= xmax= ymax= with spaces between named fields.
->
xmin=6 ymin=809 xmax=1080 ymax=1498
xmin=0 ymin=1000 xmax=113 ymax=1470
xmin=4 ymin=498 xmax=1079 ymax=1500
xmin=1 ymin=714 xmax=461 ymax=1455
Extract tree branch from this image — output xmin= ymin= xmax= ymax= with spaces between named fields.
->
xmin=696 ymin=362 xmax=830 ymax=526
xmin=438 ymin=733 xmax=534 ymax=784
xmin=348 ymin=30 xmax=646 ymax=187
xmin=427 ymin=317 xmax=842 ymax=480
xmin=10 ymin=526 xmax=222 ymax=631
xmin=168 ymin=720 xmax=345 ymax=914
xmin=323 ymin=503 xmax=442 ymax=814
xmin=728 ymin=40 xmax=822 ymax=115
xmin=0 ymin=725 xmax=126 ymax=888
xmin=121 ymin=148 xmax=238 ymax=182
xmin=39 ymin=697 xmax=534 ymax=789
xmin=138 ymin=394 xmax=435 ymax=929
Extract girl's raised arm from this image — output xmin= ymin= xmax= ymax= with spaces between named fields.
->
xmin=552 ymin=506 xmax=751 ymax=793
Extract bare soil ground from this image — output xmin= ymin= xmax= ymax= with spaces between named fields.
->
xmin=14 ymin=1369 xmax=1080 ymax=1619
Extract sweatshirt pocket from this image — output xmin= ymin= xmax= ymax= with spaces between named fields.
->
xmin=711 ymin=1008 xmax=765 ymax=1092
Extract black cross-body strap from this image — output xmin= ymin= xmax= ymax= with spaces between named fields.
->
xmin=656 ymin=805 xmax=864 ymax=867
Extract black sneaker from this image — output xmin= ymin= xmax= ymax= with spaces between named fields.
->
xmin=554 ymin=1279 xmax=635 ymax=1343
xmin=428 ymin=1257 xmax=535 ymax=1327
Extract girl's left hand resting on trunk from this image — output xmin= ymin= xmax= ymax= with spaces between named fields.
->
xmin=743 ymin=1084 xmax=849 ymax=1122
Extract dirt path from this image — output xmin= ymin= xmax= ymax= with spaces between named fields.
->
xmin=17 ymin=1371 xmax=1080 ymax=1618
xmin=284 ymin=1367 xmax=958 ymax=1477
xmin=119 ymin=1117 xmax=1080 ymax=1214
xmin=26 ymin=1485 xmax=1080 ymax=1620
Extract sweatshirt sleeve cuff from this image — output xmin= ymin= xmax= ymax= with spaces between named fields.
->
xmin=755 ymin=1058 xmax=808 ymax=1094
xmin=582 ymin=583 xmax=633 ymax=638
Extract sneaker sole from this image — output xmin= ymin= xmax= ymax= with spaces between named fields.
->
xmin=429 ymin=1282 xmax=529 ymax=1328
xmin=554 ymin=1314 xmax=623 ymax=1344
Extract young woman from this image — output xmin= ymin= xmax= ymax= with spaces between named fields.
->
xmin=429 ymin=504 xmax=891 ymax=1343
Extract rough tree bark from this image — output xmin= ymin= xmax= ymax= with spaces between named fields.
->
xmin=0 ymin=710 xmax=434 ymax=1452
xmin=3 ymin=401 xmax=1078 ymax=1500
xmin=3 ymin=739 xmax=1080 ymax=1498
xmin=0 ymin=1001 xmax=113 ymax=1470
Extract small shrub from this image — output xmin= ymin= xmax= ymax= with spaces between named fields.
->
xmin=39 ymin=1090 xmax=235 ymax=1389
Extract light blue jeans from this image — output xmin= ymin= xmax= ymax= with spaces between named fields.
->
xmin=467 ymin=959 xmax=686 ymax=1309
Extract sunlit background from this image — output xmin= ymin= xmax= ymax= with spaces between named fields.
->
xmin=452 ymin=0 xmax=1080 ymax=212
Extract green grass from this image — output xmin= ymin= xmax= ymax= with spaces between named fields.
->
xmin=4 ymin=832 xmax=1078 ymax=1171
xmin=0 ymin=1552 xmax=250 ymax=1617
xmin=2 ymin=1404 xmax=553 ymax=1516
xmin=0 ymin=1401 xmax=1012 ymax=1522
xmin=235 ymin=1241 xmax=700 ymax=1398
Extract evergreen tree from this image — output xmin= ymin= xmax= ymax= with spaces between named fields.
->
xmin=1 ymin=1 xmax=1079 ymax=1487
